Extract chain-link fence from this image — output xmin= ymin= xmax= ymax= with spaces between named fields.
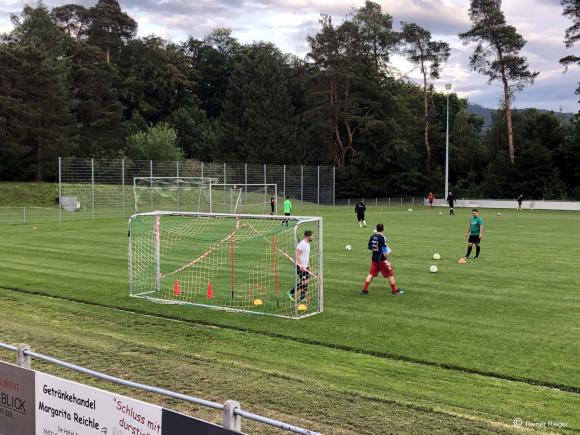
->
xmin=56 ymin=157 xmax=335 ymax=222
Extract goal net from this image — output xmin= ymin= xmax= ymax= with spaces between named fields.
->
xmin=133 ymin=177 xmax=218 ymax=213
xmin=129 ymin=211 xmax=323 ymax=319
xmin=134 ymin=178 xmax=277 ymax=215
xmin=208 ymin=184 xmax=277 ymax=214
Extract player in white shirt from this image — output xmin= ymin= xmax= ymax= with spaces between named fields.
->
xmin=288 ymin=230 xmax=313 ymax=302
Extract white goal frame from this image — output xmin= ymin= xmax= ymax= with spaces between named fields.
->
xmin=133 ymin=176 xmax=218 ymax=213
xmin=208 ymin=183 xmax=278 ymax=214
xmin=128 ymin=211 xmax=323 ymax=319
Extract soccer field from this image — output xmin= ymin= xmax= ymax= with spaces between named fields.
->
xmin=0 ymin=206 xmax=578 ymax=434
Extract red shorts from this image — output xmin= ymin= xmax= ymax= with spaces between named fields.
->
xmin=369 ymin=261 xmax=394 ymax=278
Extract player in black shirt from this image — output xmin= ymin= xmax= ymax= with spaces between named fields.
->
xmin=354 ymin=199 xmax=367 ymax=228
xmin=446 ymin=192 xmax=455 ymax=215
xmin=270 ymin=196 xmax=275 ymax=215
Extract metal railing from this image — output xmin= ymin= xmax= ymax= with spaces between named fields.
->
xmin=0 ymin=342 xmax=321 ymax=435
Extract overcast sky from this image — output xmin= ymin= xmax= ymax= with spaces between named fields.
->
xmin=1 ymin=0 xmax=578 ymax=112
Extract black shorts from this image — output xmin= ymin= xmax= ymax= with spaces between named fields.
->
xmin=468 ymin=235 xmax=481 ymax=244
xmin=357 ymin=213 xmax=365 ymax=221
xmin=296 ymin=266 xmax=310 ymax=281
xmin=285 ymin=212 xmax=291 ymax=216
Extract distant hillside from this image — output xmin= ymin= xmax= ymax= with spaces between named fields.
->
xmin=466 ymin=103 xmax=575 ymax=131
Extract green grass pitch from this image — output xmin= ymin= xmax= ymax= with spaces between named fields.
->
xmin=0 ymin=205 xmax=578 ymax=434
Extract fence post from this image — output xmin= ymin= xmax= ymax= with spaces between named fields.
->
xmin=223 ymin=400 xmax=241 ymax=432
xmin=300 ymin=165 xmax=304 ymax=205
xmin=332 ymin=166 xmax=335 ymax=207
xmin=16 ymin=344 xmax=31 ymax=369
xmin=264 ymin=163 xmax=267 ymax=185
xmin=283 ymin=165 xmax=286 ymax=199
xmin=317 ymin=165 xmax=320 ymax=207
xmin=389 ymin=198 xmax=391 ymax=207
xmin=400 ymin=196 xmax=403 ymax=207
xmin=375 ymin=198 xmax=378 ymax=207
xmin=244 ymin=163 xmax=248 ymax=199
xmin=91 ymin=158 xmax=95 ymax=221
xmin=150 ymin=160 xmax=153 ymax=211
xmin=58 ymin=156 xmax=62 ymax=223
xmin=201 ymin=161 xmax=204 ymax=179
xmin=121 ymin=159 xmax=125 ymax=217
xmin=176 ymin=161 xmax=180 ymax=211
xmin=412 ymin=196 xmax=414 ymax=206
xmin=23 ymin=207 xmax=26 ymax=225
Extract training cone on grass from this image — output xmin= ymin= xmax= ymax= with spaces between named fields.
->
xmin=207 ymin=281 xmax=214 ymax=299
xmin=457 ymin=257 xmax=467 ymax=264
xmin=172 ymin=279 xmax=181 ymax=296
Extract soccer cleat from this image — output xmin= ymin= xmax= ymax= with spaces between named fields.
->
xmin=287 ymin=290 xmax=295 ymax=301
xmin=391 ymin=288 xmax=405 ymax=295
xmin=360 ymin=290 xmax=369 ymax=295
xmin=473 ymin=257 xmax=479 ymax=260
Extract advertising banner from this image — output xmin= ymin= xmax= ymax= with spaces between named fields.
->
xmin=0 ymin=361 xmax=36 ymax=435
xmin=35 ymin=372 xmax=162 ymax=435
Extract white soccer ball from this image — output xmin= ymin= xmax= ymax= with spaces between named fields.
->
xmin=433 ymin=253 xmax=441 ymax=260
xmin=345 ymin=245 xmax=352 ymax=251
xmin=439 ymin=211 xmax=442 ymax=215
xmin=429 ymin=265 xmax=438 ymax=273
xmin=408 ymin=208 xmax=413 ymax=212
xmin=497 ymin=212 xmax=502 ymax=216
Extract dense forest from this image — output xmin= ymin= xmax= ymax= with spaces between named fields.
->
xmin=0 ymin=0 xmax=578 ymax=199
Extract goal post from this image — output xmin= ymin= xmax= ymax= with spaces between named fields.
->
xmin=128 ymin=211 xmax=323 ymax=319
xmin=133 ymin=177 xmax=219 ymax=213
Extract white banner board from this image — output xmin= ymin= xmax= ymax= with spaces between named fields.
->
xmin=35 ymin=372 xmax=162 ymax=435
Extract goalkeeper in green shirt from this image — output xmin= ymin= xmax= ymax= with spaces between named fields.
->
xmin=282 ymin=196 xmax=292 ymax=226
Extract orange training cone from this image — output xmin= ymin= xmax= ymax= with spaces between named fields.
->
xmin=172 ymin=279 xmax=181 ymax=296
xmin=207 ymin=281 xmax=214 ymax=299
xmin=457 ymin=257 xmax=467 ymax=264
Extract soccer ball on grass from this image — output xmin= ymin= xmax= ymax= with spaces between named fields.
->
xmin=432 ymin=253 xmax=441 ymax=260
xmin=345 ymin=245 xmax=352 ymax=251
xmin=429 ymin=265 xmax=438 ymax=273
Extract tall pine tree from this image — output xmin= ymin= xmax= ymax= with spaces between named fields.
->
xmin=460 ymin=0 xmax=538 ymax=163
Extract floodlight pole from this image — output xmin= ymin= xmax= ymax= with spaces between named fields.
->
xmin=445 ymin=83 xmax=452 ymax=201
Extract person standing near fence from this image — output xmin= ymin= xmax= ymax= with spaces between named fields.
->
xmin=355 ymin=199 xmax=367 ymax=228
xmin=516 ymin=194 xmax=523 ymax=211
xmin=446 ymin=192 xmax=455 ymax=215
xmin=427 ymin=192 xmax=434 ymax=209
xmin=282 ymin=196 xmax=292 ymax=226
xmin=270 ymin=196 xmax=276 ymax=215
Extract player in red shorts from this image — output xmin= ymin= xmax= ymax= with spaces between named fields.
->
xmin=427 ymin=192 xmax=434 ymax=209
xmin=361 ymin=223 xmax=404 ymax=295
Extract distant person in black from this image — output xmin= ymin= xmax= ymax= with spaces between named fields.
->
xmin=270 ymin=196 xmax=276 ymax=215
xmin=446 ymin=192 xmax=455 ymax=215
xmin=355 ymin=199 xmax=367 ymax=228
xmin=516 ymin=194 xmax=523 ymax=211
